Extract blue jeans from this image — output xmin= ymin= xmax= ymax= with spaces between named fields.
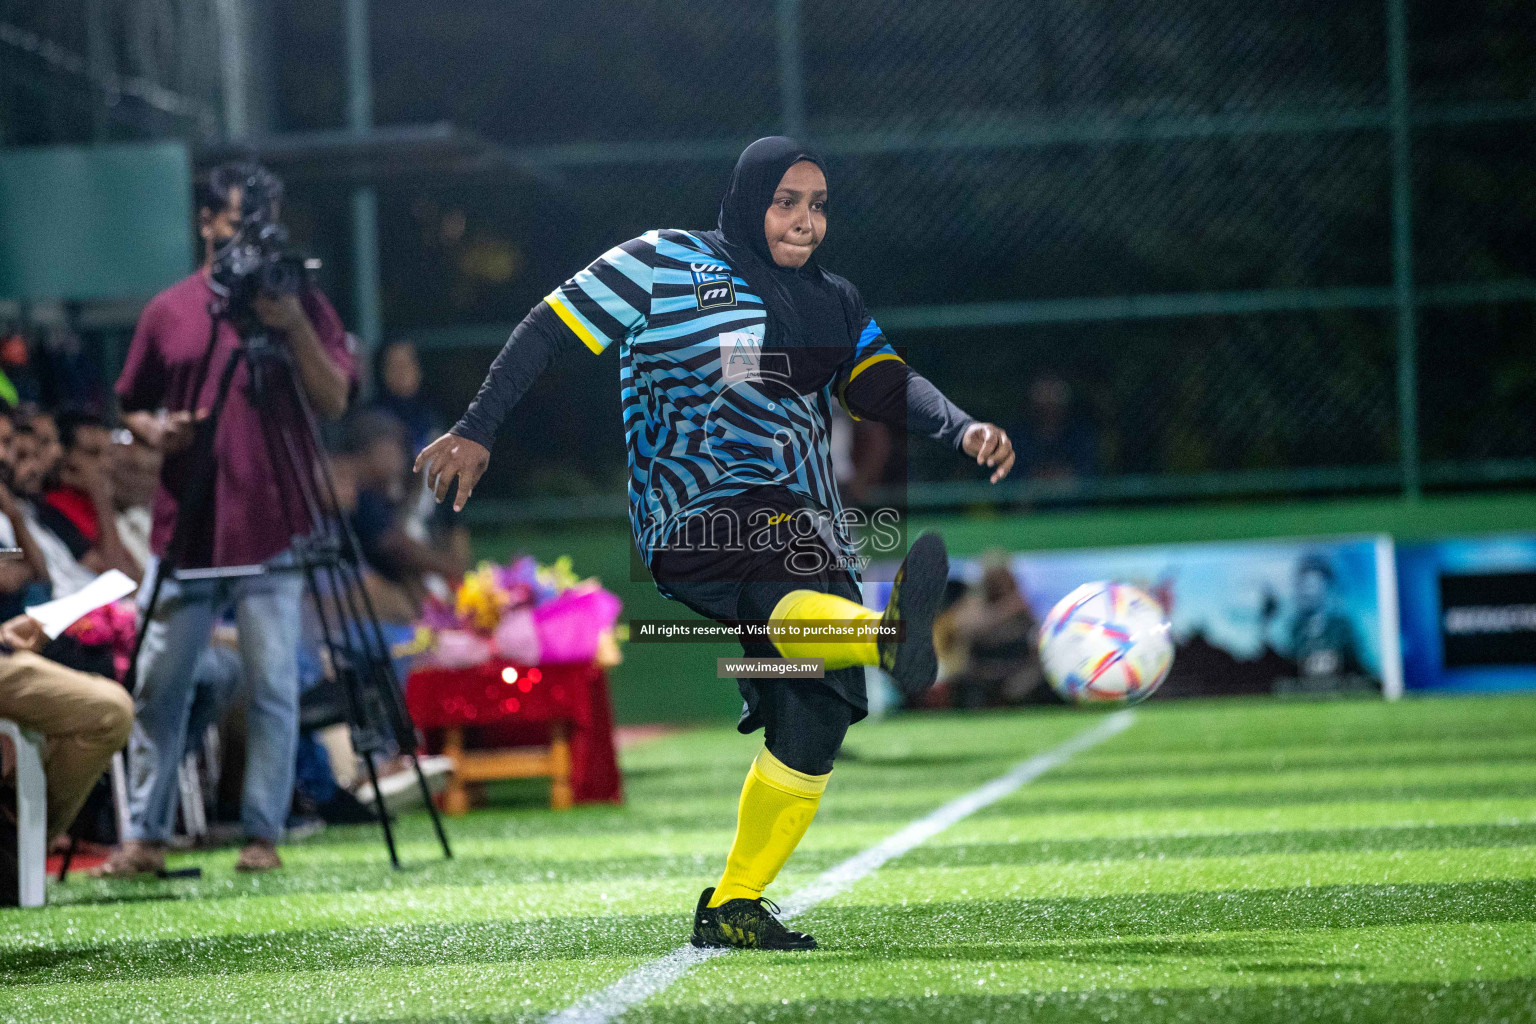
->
xmin=127 ymin=555 xmax=304 ymax=843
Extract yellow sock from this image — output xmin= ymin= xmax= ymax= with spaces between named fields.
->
xmin=709 ymin=747 xmax=830 ymax=907
xmin=769 ymin=589 xmax=880 ymax=668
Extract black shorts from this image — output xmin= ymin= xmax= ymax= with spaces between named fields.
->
xmin=648 ymin=486 xmax=868 ymax=734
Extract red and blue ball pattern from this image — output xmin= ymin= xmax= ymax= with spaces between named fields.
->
xmin=1039 ymin=581 xmax=1174 ymax=703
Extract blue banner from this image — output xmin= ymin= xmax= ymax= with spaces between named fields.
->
xmin=1397 ymin=535 xmax=1536 ymax=693
xmin=870 ymin=534 xmax=1401 ymax=703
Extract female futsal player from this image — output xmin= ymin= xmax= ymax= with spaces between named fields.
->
xmin=418 ymin=137 xmax=1014 ymax=949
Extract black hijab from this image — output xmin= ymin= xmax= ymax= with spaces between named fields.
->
xmin=700 ymin=137 xmax=858 ymax=368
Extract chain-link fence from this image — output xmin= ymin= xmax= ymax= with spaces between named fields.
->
xmin=0 ymin=0 xmax=223 ymax=143
xmin=357 ymin=0 xmax=1533 ymax=513
xmin=5 ymin=0 xmax=1534 ymax=513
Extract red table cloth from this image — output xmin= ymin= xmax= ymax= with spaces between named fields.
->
xmin=405 ymin=660 xmax=623 ymax=804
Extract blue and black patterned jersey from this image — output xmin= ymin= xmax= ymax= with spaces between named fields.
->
xmin=540 ymin=229 xmax=901 ymax=563
xmin=451 ymin=229 xmax=975 ymax=571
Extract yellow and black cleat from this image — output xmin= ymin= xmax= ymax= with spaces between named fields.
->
xmin=690 ymin=888 xmax=817 ymax=951
xmin=878 ymin=531 xmax=949 ymax=697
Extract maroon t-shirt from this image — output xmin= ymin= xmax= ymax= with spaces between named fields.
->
xmin=116 ymin=272 xmax=356 ymax=568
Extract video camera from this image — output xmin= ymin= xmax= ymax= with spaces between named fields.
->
xmin=207 ymin=165 xmax=312 ymax=318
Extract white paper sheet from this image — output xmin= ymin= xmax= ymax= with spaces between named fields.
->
xmin=25 ymin=569 xmax=138 ymax=639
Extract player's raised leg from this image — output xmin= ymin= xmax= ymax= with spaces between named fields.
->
xmin=767 ymin=531 xmax=950 ymax=696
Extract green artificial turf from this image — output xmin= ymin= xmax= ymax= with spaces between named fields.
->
xmin=5 ymin=695 xmax=1536 ymax=1023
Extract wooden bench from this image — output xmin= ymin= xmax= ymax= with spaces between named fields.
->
xmin=439 ymin=722 xmax=573 ymax=814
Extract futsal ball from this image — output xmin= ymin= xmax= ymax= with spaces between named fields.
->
xmin=1039 ymin=582 xmax=1174 ymax=703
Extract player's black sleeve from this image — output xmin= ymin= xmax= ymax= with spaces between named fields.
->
xmin=451 ymin=302 xmax=584 ymax=448
xmin=841 ymin=359 xmax=975 ymax=451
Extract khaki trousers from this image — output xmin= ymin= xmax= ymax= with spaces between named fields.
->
xmin=0 ymin=652 xmax=133 ymax=842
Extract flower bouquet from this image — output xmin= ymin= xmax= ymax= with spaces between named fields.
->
xmin=416 ymin=555 xmax=623 ymax=669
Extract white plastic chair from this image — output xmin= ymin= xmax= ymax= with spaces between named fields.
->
xmin=0 ymin=719 xmax=46 ymax=907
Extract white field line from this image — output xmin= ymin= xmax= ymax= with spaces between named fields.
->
xmin=545 ymin=709 xmax=1136 ymax=1024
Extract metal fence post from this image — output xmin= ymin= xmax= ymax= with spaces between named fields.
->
xmin=777 ymin=0 xmax=805 ymax=138
xmin=346 ymin=0 xmax=382 ymax=393
xmin=1387 ymin=0 xmax=1420 ymax=499
xmin=85 ymin=0 xmax=110 ymax=140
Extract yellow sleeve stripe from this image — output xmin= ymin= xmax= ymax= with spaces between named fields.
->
xmin=847 ymin=351 xmax=903 ymax=383
xmin=836 ymin=379 xmax=863 ymax=422
xmin=838 ymin=352 xmax=905 ymax=421
xmin=545 ymin=292 xmax=606 ymax=355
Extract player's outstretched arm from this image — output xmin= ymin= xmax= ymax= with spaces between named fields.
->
xmin=841 ymin=357 xmax=1015 ymax=483
xmin=959 ymin=421 xmax=1015 ymax=483
xmin=419 ymin=237 xmax=653 ymax=511
xmin=416 ymin=302 xmax=585 ymax=511
xmin=415 ymin=433 xmax=491 ymax=512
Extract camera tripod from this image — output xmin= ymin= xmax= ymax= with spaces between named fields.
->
xmin=127 ymin=305 xmax=452 ymax=868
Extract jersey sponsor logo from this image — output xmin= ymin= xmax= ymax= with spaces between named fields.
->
xmin=695 ymin=278 xmax=737 ymax=310
xmin=690 ymin=260 xmax=736 ymax=309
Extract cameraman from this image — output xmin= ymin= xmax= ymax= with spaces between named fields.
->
xmin=99 ymin=162 xmax=355 ymax=876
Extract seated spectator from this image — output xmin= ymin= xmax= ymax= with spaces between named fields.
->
xmin=321 ymin=453 xmax=415 ymax=625
xmin=109 ymin=428 xmax=161 ymax=574
xmin=941 ymin=556 xmax=1047 ymax=708
xmin=7 ymin=415 xmax=129 ymax=677
xmin=21 ymin=407 xmax=62 ymax=481
xmin=36 ymin=410 xmax=141 ymax=584
xmin=370 ymin=339 xmax=471 ymax=585
xmin=12 ymin=417 xmax=95 ymax=600
xmin=0 ymin=613 xmax=134 ymax=843
xmin=0 ymin=409 xmax=50 ymax=620
xmin=330 ymin=410 xmax=463 ymax=611
xmin=372 ymin=339 xmax=438 ymax=457
xmin=1006 ymin=374 xmax=1098 ymax=482
xmin=830 ymin=403 xmax=894 ymax=506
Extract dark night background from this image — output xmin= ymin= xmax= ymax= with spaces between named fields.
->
xmin=3 ymin=0 xmax=1534 ymax=503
